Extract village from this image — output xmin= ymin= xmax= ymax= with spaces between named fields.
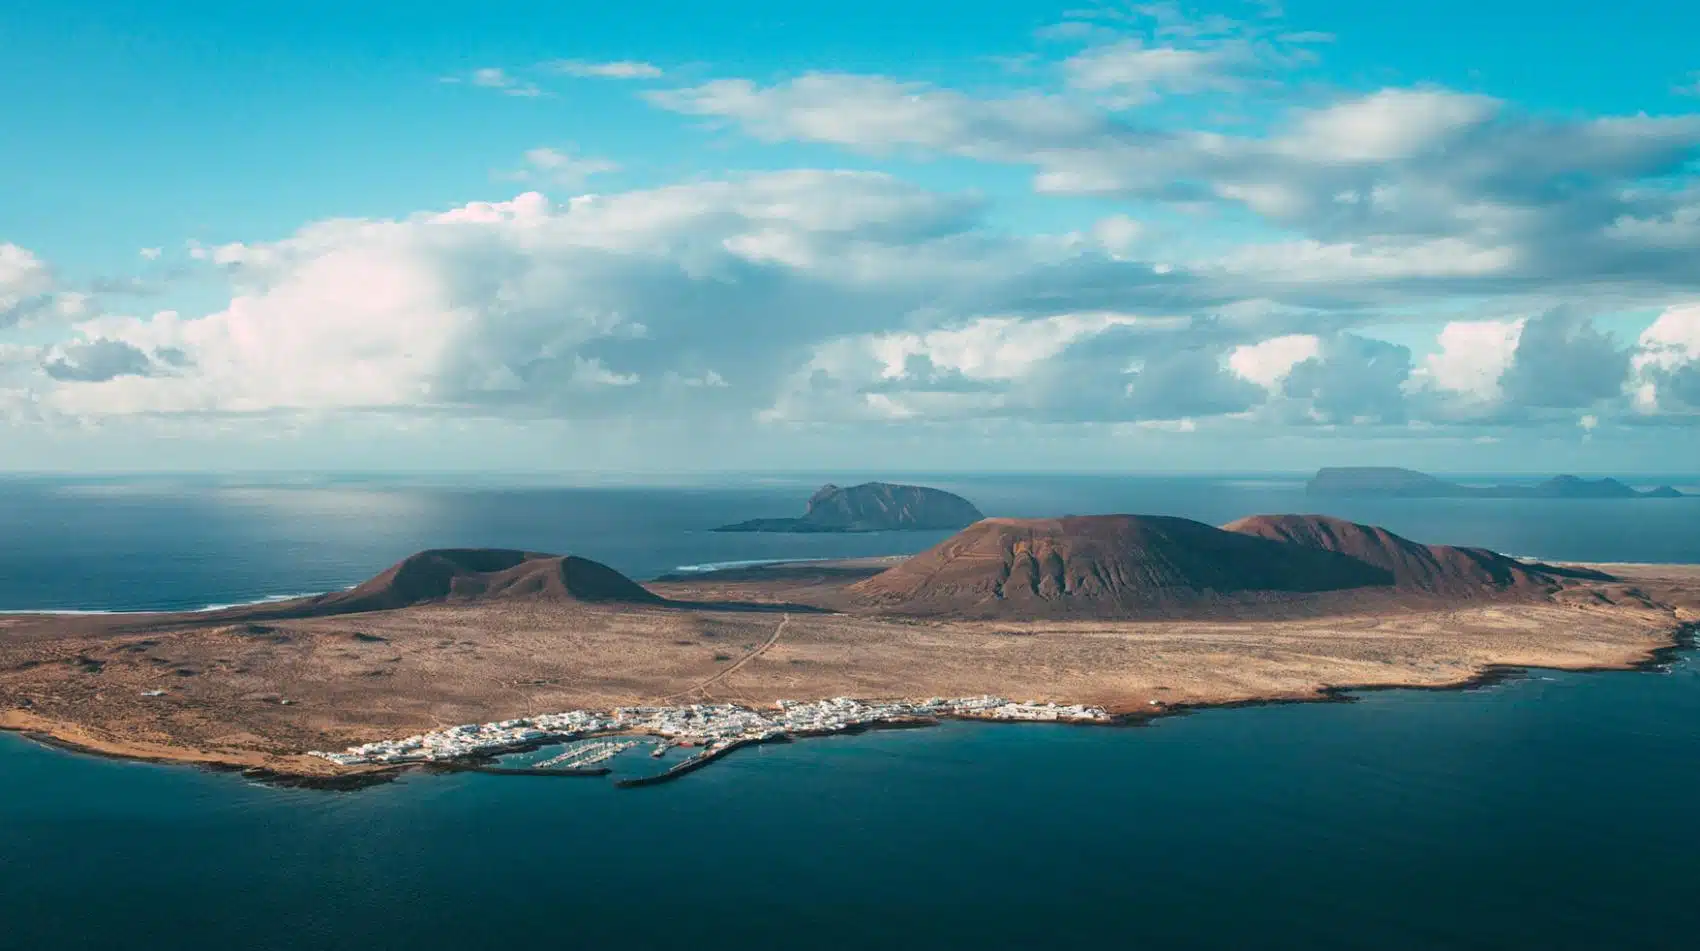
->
xmin=309 ymin=696 xmax=1112 ymax=769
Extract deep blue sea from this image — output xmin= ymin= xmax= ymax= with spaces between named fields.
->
xmin=4 ymin=472 xmax=1700 ymax=950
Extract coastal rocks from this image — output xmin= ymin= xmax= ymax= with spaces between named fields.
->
xmin=713 ymin=482 xmax=985 ymax=533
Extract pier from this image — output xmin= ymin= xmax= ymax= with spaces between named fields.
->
xmin=615 ymin=737 xmax=765 ymax=788
xmin=533 ymin=739 xmax=636 ymax=770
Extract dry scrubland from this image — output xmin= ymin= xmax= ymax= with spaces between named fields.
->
xmin=3 ymin=561 xmax=1697 ymax=777
xmin=5 ymin=513 xmax=1700 ymax=778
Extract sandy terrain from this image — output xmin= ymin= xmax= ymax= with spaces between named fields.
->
xmin=3 ymin=560 xmax=1697 ymax=778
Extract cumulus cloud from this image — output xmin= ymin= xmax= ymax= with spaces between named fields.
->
xmin=766 ymin=313 xmax=1256 ymax=425
xmin=1632 ymin=304 xmax=1700 ymax=413
xmin=1228 ymin=333 xmax=1320 ymax=389
xmin=1498 ymin=307 xmax=1631 ymax=410
xmin=1280 ymin=334 xmax=1412 ymax=423
xmin=14 ymin=13 xmax=1700 ymax=448
xmin=1394 ymin=309 xmax=1640 ymax=422
xmin=1230 ymin=331 xmax=1411 ymax=424
xmin=0 ymin=243 xmax=91 ymax=327
xmin=46 ymin=174 xmax=1214 ymax=422
xmin=1411 ymin=318 xmax=1525 ymax=405
xmin=1 ymin=243 xmax=55 ymax=327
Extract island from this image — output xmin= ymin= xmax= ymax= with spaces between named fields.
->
xmin=1307 ymin=467 xmax=1685 ymax=499
xmin=711 ymin=481 xmax=984 ymax=532
xmin=2 ymin=514 xmax=1696 ymax=785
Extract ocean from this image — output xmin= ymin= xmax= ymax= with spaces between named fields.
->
xmin=3 ymin=473 xmax=1699 ymax=950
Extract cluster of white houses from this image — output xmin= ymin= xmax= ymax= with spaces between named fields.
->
xmin=310 ymin=696 xmax=1110 ymax=767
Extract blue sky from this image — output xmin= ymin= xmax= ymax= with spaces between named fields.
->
xmin=3 ymin=0 xmax=1699 ymax=472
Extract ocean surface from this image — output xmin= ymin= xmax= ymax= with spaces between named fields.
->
xmin=3 ymin=472 xmax=1700 ymax=950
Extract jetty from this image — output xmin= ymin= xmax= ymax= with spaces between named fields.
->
xmin=615 ymin=737 xmax=764 ymax=788
xmin=533 ymin=739 xmax=636 ymax=770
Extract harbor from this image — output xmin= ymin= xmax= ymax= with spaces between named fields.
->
xmin=310 ymin=696 xmax=1112 ymax=785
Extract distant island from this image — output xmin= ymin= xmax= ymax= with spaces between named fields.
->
xmin=712 ymin=481 xmax=985 ymax=533
xmin=5 ymin=512 xmax=1697 ymax=785
xmin=1307 ymin=467 xmax=1684 ymax=499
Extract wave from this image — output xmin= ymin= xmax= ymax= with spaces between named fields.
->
xmin=0 ymin=591 xmax=330 ymax=616
xmin=193 ymin=592 xmax=327 ymax=612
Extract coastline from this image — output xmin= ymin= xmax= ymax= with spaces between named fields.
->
xmin=6 ymin=619 xmax=1694 ymax=789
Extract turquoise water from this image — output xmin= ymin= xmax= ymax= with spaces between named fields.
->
xmin=4 ymin=474 xmax=1700 ymax=949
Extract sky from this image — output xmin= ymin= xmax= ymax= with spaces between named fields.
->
xmin=3 ymin=0 xmax=1700 ymax=474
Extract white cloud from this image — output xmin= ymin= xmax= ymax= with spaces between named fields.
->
xmin=139 ymin=247 xmax=162 ymax=261
xmin=1276 ymin=88 xmax=1498 ymax=163
xmin=1052 ymin=3 xmax=1327 ymax=107
xmin=766 ymin=311 xmax=1250 ymax=426
xmin=1412 ymin=319 xmax=1526 ymax=403
xmin=45 ymin=173 xmax=1143 ymax=421
xmin=449 ymin=67 xmax=543 ymax=98
xmin=649 ymin=68 xmax=1700 ymax=310
xmin=1 ymin=243 xmax=55 ymax=326
xmin=16 ymin=19 xmax=1700 ymax=449
xmin=501 ymin=148 xmax=621 ymax=189
xmin=1209 ymin=237 xmax=1517 ymax=281
xmin=1064 ymin=42 xmax=1246 ymax=105
xmin=647 ymin=73 xmax=1110 ymax=164
xmin=1090 ymin=214 xmax=1145 ymax=256
xmin=1498 ymin=307 xmax=1630 ymax=410
xmin=1631 ymin=303 xmax=1700 ymax=412
xmin=866 ymin=313 xmax=1145 ymax=381
xmin=546 ymin=59 xmax=663 ymax=80
xmin=1135 ymin=417 xmax=1198 ymax=432
xmin=0 ymin=243 xmax=88 ymax=328
xmin=1229 ymin=334 xmax=1321 ymax=389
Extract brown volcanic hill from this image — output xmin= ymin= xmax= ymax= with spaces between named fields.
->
xmin=1219 ymin=514 xmax=1609 ymax=594
xmin=271 ymin=549 xmax=660 ymax=618
xmin=850 ymin=515 xmax=1393 ymax=618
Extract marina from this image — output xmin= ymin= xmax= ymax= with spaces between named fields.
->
xmin=310 ymin=696 xmax=1111 ymax=784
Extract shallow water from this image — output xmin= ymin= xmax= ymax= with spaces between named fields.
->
xmin=3 ymin=473 xmax=1699 ymax=950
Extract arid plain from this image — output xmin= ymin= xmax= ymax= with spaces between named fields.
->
xmin=4 ymin=516 xmax=1699 ymax=779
